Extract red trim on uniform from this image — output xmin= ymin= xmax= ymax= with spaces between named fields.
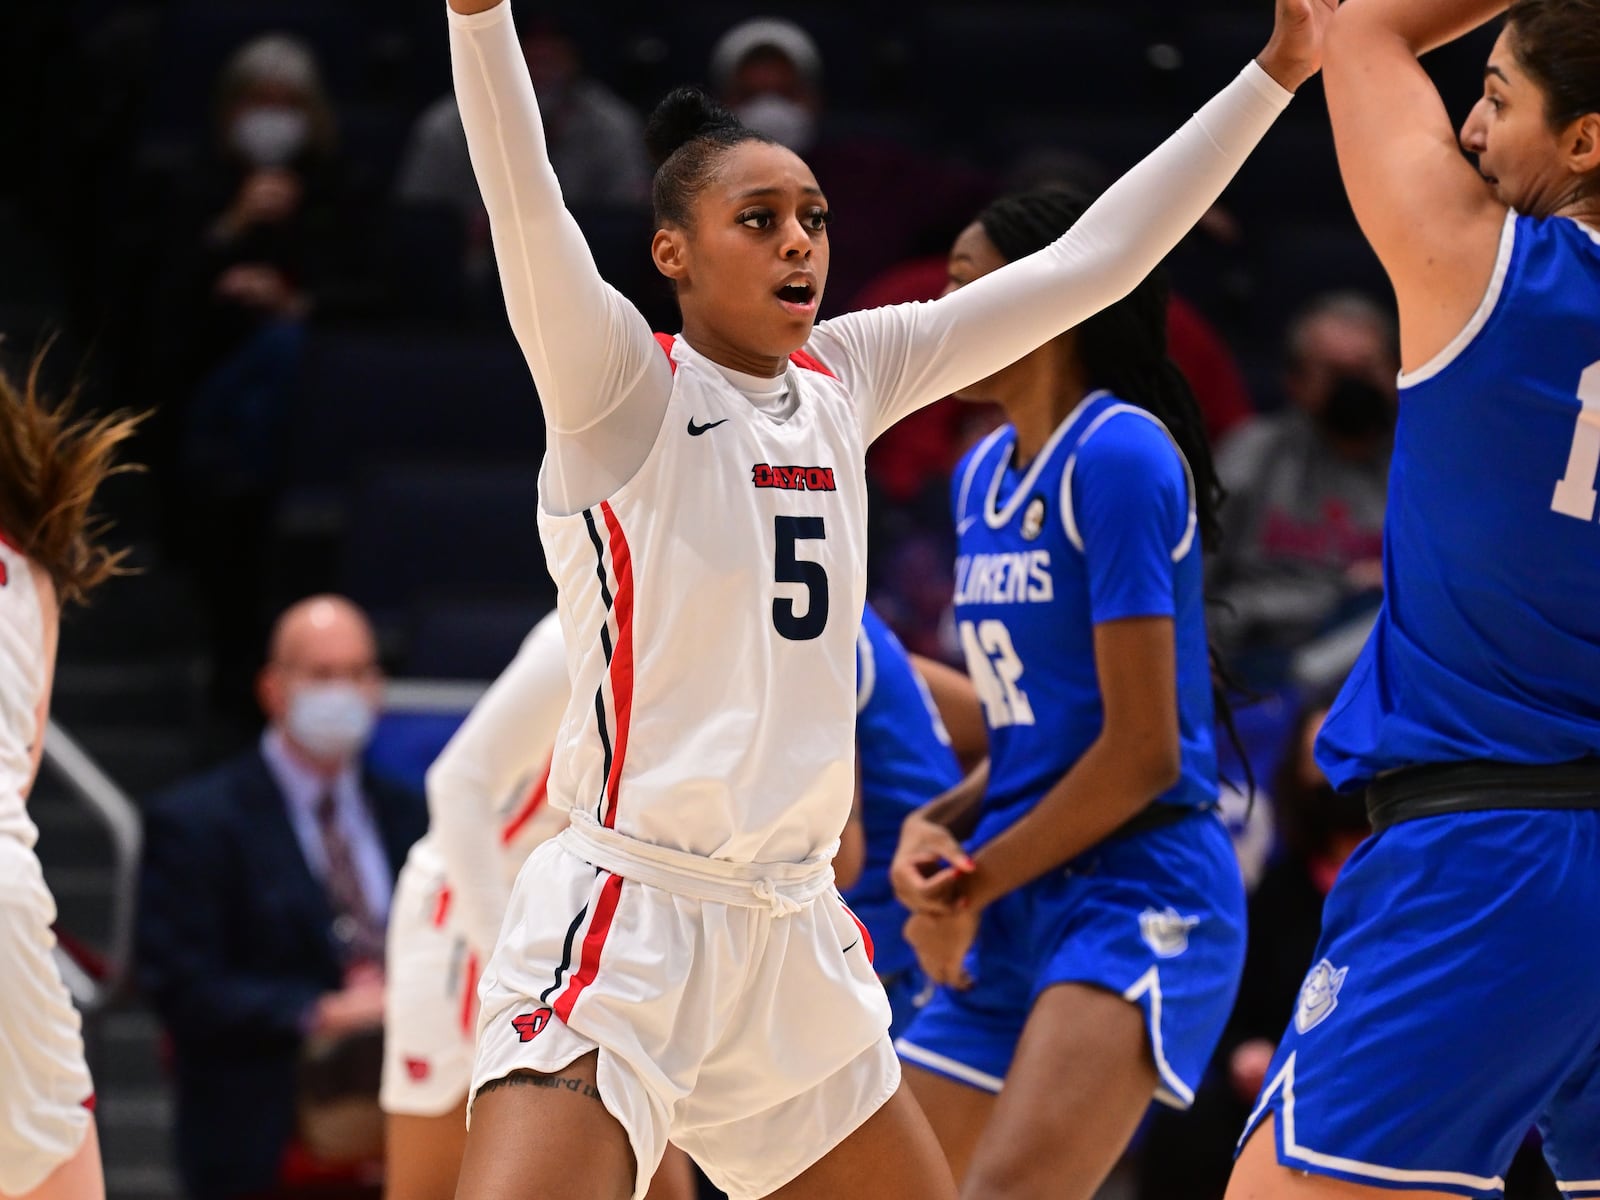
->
xmin=82 ymin=1093 xmax=97 ymax=1112
xmin=788 ymin=348 xmax=837 ymax=379
xmin=653 ymin=332 xmax=678 ymax=373
xmin=842 ymin=901 xmax=875 ymax=965
xmin=460 ymin=950 xmax=480 ymax=1035
xmin=0 ymin=526 xmax=21 ymax=553
xmin=500 ymin=753 xmax=554 ymax=846
xmin=552 ymin=873 xmax=626 ymax=1023
xmin=598 ymin=502 xmax=636 ymax=830
xmin=431 ymin=885 xmax=452 ymax=929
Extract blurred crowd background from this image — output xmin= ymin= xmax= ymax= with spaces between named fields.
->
xmin=2 ymin=1 xmax=1557 ymax=1199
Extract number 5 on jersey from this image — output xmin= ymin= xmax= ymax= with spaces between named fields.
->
xmin=773 ymin=516 xmax=829 ymax=640
xmin=960 ymin=619 xmax=1035 ymax=727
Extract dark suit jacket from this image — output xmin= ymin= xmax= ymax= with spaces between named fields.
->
xmin=136 ymin=746 xmax=426 ymax=1200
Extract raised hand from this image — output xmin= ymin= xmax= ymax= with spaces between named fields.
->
xmin=1257 ymin=0 xmax=1340 ymax=91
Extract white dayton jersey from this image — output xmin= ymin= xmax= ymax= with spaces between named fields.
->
xmin=0 ymin=535 xmax=95 ymax=1192
xmin=538 ymin=335 xmax=868 ymax=865
xmin=382 ymin=613 xmax=572 ymax=1115
xmin=0 ymin=534 xmax=47 ymax=850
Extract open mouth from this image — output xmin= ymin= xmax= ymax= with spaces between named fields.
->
xmin=776 ymin=281 xmax=817 ymax=311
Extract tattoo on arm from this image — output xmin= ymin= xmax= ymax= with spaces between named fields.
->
xmin=476 ymin=1071 xmax=605 ymax=1104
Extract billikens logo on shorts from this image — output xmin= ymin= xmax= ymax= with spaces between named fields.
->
xmin=511 ymin=1008 xmax=553 ymax=1042
xmin=1139 ymin=906 xmax=1200 ymax=958
xmin=752 ymin=463 xmax=837 ymax=492
xmin=1294 ymin=959 xmax=1348 ymax=1033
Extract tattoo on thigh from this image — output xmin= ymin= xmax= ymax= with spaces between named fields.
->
xmin=476 ymin=1071 xmax=604 ymax=1104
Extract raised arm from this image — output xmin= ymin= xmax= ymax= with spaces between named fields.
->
xmin=1322 ymin=0 xmax=1510 ymax=372
xmin=812 ymin=0 xmax=1327 ymax=441
xmin=447 ymin=0 xmax=669 ymax=440
xmin=426 ymin=613 xmax=572 ymax=952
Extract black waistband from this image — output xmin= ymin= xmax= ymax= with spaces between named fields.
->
xmin=1365 ymin=758 xmax=1600 ymax=833
xmin=1108 ymin=800 xmax=1202 ymax=844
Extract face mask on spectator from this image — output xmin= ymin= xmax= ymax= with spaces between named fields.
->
xmin=734 ymin=95 xmax=817 ymax=154
xmin=1318 ymin=374 xmax=1394 ymax=441
xmin=231 ymin=106 xmax=310 ymax=167
xmin=287 ymin=682 xmax=376 ymax=761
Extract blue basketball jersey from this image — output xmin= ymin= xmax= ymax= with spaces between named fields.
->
xmin=847 ymin=602 xmax=963 ymax=977
xmin=951 ymin=391 xmax=1218 ymax=851
xmin=1318 ymin=215 xmax=1600 ymax=789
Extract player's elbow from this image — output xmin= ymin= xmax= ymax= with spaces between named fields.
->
xmin=1116 ymin=721 xmax=1182 ymax=800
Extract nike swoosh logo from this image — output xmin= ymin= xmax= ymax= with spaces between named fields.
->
xmin=842 ymin=938 xmax=860 ymax=954
xmin=956 ymin=516 xmax=977 ymax=535
xmin=687 ymin=417 xmax=729 ymax=436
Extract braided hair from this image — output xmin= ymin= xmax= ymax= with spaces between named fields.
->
xmin=978 ymin=186 xmax=1225 ymax=549
xmin=645 ymin=87 xmax=775 ymax=229
xmin=977 ymin=186 xmax=1251 ymax=793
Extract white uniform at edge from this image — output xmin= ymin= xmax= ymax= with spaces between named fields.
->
xmin=0 ymin=537 xmax=45 ymax=850
xmin=539 ymin=338 xmax=865 ymax=864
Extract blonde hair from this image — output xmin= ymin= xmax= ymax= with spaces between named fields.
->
xmin=0 ymin=350 xmax=144 ymax=606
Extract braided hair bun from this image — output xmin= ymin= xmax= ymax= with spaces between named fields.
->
xmin=644 ymin=87 xmax=745 ymax=168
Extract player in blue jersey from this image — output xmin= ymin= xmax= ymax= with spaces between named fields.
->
xmin=841 ymin=604 xmax=975 ymax=1037
xmin=1225 ymin=1 xmax=1600 ymax=1197
xmin=888 ymin=186 xmax=1249 ymax=1200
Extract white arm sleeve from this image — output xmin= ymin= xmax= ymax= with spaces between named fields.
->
xmin=807 ymin=62 xmax=1293 ymax=444
xmin=425 ymin=612 xmax=572 ymax=951
xmin=449 ymin=3 xmax=673 ymax=513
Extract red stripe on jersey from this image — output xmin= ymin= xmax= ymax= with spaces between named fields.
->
xmin=552 ymin=872 xmax=625 ymax=1023
xmin=500 ymin=753 xmax=554 ymax=846
xmin=432 ymin=885 xmax=452 ymax=929
xmin=653 ymin=332 xmax=678 ymax=373
xmin=788 ymin=348 xmax=837 ymax=379
xmin=842 ymin=901 xmax=875 ymax=965
xmin=82 ymin=1093 xmax=97 ymax=1112
xmin=598 ymin=502 xmax=635 ymax=830
xmin=460 ymin=950 xmax=480 ymax=1035
xmin=0 ymin=527 xmax=20 ymax=553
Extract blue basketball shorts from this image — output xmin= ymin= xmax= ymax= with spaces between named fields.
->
xmin=1239 ymin=809 xmax=1600 ymax=1198
xmin=896 ymin=809 xmax=1246 ymax=1107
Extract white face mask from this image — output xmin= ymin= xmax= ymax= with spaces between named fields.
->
xmin=734 ymin=95 xmax=817 ymax=154
xmin=230 ymin=106 xmax=310 ymax=167
xmin=285 ymin=682 xmax=376 ymax=763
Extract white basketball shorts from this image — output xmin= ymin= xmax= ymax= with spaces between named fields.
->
xmin=0 ymin=839 xmax=94 ymax=1196
xmin=471 ymin=819 xmax=899 ymax=1200
xmin=380 ymin=851 xmax=483 ymax=1117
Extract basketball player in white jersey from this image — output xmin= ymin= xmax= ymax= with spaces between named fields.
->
xmin=380 ymin=612 xmax=693 ymax=1200
xmin=0 ymin=357 xmax=140 ymax=1200
xmin=443 ymin=2 xmax=1330 ymax=1198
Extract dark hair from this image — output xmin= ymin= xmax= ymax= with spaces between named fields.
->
xmin=977 ymin=186 xmax=1252 ymax=792
xmin=1505 ymin=0 xmax=1600 ymax=130
xmin=0 ymin=350 xmax=143 ymax=606
xmin=977 ymin=186 xmax=1224 ymax=548
xmin=645 ymin=87 xmax=774 ymax=228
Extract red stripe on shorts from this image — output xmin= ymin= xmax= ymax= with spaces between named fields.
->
xmin=500 ymin=753 xmax=554 ymax=846
xmin=432 ymin=885 xmax=452 ymax=929
xmin=843 ymin=901 xmax=875 ymax=966
xmin=460 ymin=949 xmax=480 ymax=1035
xmin=552 ymin=872 xmax=625 ymax=1023
xmin=598 ymin=502 xmax=635 ymax=830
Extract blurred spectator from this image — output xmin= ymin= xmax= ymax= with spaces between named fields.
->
xmin=140 ymin=34 xmax=375 ymax=730
xmin=138 ymin=596 xmax=426 ymax=1200
xmin=711 ymin=17 xmax=992 ymax=313
xmin=395 ymin=17 xmax=648 ymax=250
xmin=1209 ymin=292 xmax=1398 ymax=685
xmin=1136 ymin=705 xmax=1368 ymax=1200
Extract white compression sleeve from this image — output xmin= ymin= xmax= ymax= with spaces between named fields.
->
xmin=449 ymin=3 xmax=672 ymax=513
xmin=807 ymin=62 xmax=1293 ymax=442
xmin=425 ymin=613 xmax=572 ymax=952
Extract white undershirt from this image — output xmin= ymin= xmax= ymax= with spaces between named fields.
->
xmin=447 ymin=2 xmax=1292 ymax=515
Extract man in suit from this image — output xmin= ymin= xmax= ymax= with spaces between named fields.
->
xmin=138 ymin=595 xmax=427 ymax=1200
